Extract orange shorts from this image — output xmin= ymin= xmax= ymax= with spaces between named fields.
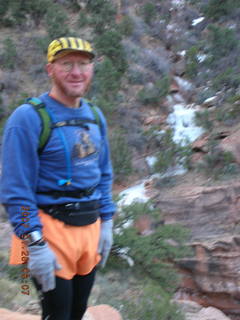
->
xmin=9 ymin=210 xmax=101 ymax=279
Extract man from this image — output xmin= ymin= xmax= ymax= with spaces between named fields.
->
xmin=0 ymin=37 xmax=115 ymax=320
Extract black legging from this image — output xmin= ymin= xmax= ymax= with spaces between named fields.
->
xmin=32 ymin=267 xmax=96 ymax=320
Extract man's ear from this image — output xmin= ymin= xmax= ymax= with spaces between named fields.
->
xmin=45 ymin=63 xmax=53 ymax=77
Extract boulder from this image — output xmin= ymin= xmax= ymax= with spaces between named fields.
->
xmin=176 ymin=301 xmax=231 ymax=320
xmin=0 ymin=309 xmax=40 ymax=320
xmin=87 ymin=305 xmax=122 ymax=320
xmin=197 ymin=307 xmax=232 ymax=320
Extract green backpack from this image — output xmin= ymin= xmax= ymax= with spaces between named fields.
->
xmin=27 ymin=97 xmax=102 ymax=154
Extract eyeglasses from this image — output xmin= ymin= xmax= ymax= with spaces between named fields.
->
xmin=56 ymin=60 xmax=93 ymax=72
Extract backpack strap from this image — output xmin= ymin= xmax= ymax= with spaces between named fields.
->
xmin=84 ymin=99 xmax=103 ymax=135
xmin=26 ymin=97 xmax=103 ymax=154
xmin=89 ymin=103 xmax=101 ymax=128
xmin=51 ymin=118 xmax=97 ymax=129
xmin=26 ymin=97 xmax=52 ymax=153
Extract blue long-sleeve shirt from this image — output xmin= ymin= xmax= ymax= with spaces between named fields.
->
xmin=0 ymin=93 xmax=115 ymax=238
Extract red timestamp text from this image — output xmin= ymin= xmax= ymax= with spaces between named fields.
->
xmin=20 ymin=205 xmax=31 ymax=295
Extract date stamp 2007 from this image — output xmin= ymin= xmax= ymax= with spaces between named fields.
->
xmin=20 ymin=206 xmax=31 ymax=295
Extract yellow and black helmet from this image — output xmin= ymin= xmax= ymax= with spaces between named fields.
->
xmin=47 ymin=37 xmax=95 ymax=63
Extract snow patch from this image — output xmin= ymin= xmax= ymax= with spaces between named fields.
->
xmin=117 ymin=248 xmax=134 ymax=267
xmin=171 ymin=0 xmax=185 ymax=9
xmin=174 ymin=76 xmax=193 ymax=92
xmin=146 ymin=156 xmax=157 ymax=167
xmin=179 ymin=50 xmax=186 ymax=57
xmin=161 ymin=164 xmax=188 ymax=177
xmin=197 ymin=53 xmax=207 ymax=63
xmin=118 ymin=181 xmax=150 ymax=206
xmin=203 ymin=96 xmax=217 ymax=105
xmin=192 ymin=17 xmax=205 ymax=26
xmin=167 ymin=104 xmax=204 ymax=146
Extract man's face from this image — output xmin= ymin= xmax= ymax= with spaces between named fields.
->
xmin=47 ymin=52 xmax=94 ymax=99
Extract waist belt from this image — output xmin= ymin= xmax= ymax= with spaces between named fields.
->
xmin=39 ymin=200 xmax=100 ymax=226
xmin=37 ymin=188 xmax=95 ymax=199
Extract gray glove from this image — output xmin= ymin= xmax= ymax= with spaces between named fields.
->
xmin=28 ymin=243 xmax=61 ymax=292
xmin=98 ymin=219 xmax=113 ymax=268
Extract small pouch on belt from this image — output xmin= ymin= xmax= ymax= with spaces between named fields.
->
xmin=39 ymin=200 xmax=100 ymax=226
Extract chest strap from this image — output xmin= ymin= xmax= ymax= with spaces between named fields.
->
xmin=51 ymin=118 xmax=98 ymax=129
xmin=37 ymin=187 xmax=95 ymax=199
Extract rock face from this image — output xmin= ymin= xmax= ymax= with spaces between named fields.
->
xmin=156 ymin=182 xmax=240 ymax=239
xmin=155 ymin=181 xmax=240 ymax=319
xmin=176 ymin=300 xmax=232 ymax=320
xmin=177 ymin=237 xmax=240 ymax=318
xmin=0 ymin=305 xmax=122 ymax=320
xmin=220 ymin=127 xmax=240 ymax=164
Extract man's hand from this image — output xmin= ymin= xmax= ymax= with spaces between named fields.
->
xmin=28 ymin=243 xmax=61 ymax=292
xmin=98 ymin=219 xmax=113 ymax=268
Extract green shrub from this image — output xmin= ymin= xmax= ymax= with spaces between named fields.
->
xmin=2 ymin=38 xmax=17 ymax=70
xmin=194 ymin=109 xmax=213 ymax=131
xmin=89 ymin=58 xmax=121 ymax=117
xmin=94 ymin=57 xmax=121 ymax=98
xmin=138 ymin=86 xmax=159 ymax=105
xmin=0 ymin=0 xmax=48 ymax=26
xmin=198 ymin=138 xmax=239 ymax=179
xmin=138 ymin=75 xmax=170 ymax=106
xmin=118 ymin=16 xmax=134 ymax=36
xmin=113 ymin=201 xmax=191 ymax=290
xmin=124 ymin=282 xmax=185 ymax=320
xmin=90 ymin=96 xmax=116 ymax=118
xmin=5 ymin=0 xmax=25 ymax=25
xmin=0 ymin=253 xmax=35 ymax=309
xmin=86 ymin=0 xmax=116 ymax=34
xmin=0 ymin=253 xmax=22 ymax=282
xmin=109 ymin=130 xmax=133 ymax=182
xmin=0 ymin=0 xmax=9 ymax=21
xmin=206 ymin=24 xmax=238 ymax=59
xmin=226 ymin=94 xmax=240 ymax=104
xmin=141 ymin=2 xmax=157 ymax=25
xmin=66 ymin=0 xmax=82 ymax=10
xmin=94 ymin=29 xmax=128 ymax=74
xmin=35 ymin=35 xmax=51 ymax=53
xmin=86 ymin=0 xmax=111 ymax=14
xmin=200 ymin=151 xmax=238 ymax=179
xmin=157 ymin=75 xmax=170 ymax=99
xmin=153 ymin=129 xmax=192 ymax=174
xmin=45 ymin=4 xmax=69 ymax=39
xmin=78 ymin=11 xmax=89 ymax=28
xmin=212 ymin=68 xmax=240 ymax=91
xmin=127 ymin=69 xmax=146 ymax=85
xmin=185 ymin=46 xmax=199 ymax=78
xmin=202 ymin=0 xmax=239 ymax=20
xmin=24 ymin=0 xmax=48 ymax=25
xmin=215 ymin=104 xmax=240 ymax=125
